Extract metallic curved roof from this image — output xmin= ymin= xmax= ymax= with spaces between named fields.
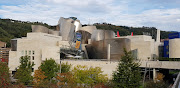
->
xmin=78 ymin=26 xmax=97 ymax=34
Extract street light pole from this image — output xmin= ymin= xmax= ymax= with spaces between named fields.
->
xmin=60 ymin=48 xmax=61 ymax=74
xmin=143 ymin=61 xmax=148 ymax=87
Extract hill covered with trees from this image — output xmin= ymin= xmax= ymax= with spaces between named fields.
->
xmin=93 ymin=23 xmax=173 ymax=40
xmin=0 ymin=19 xmax=173 ymax=47
xmin=0 ymin=19 xmax=55 ymax=47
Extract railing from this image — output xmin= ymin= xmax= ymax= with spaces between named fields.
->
xmin=172 ymin=72 xmax=180 ymax=88
xmin=139 ymin=61 xmax=180 ymax=69
xmin=61 ymin=60 xmax=180 ymax=69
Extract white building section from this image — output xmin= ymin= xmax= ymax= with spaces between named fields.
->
xmin=8 ymin=32 xmax=69 ymax=73
xmin=116 ymin=35 xmax=157 ymax=60
xmin=10 ymin=17 xmax=179 ymax=80
xmin=62 ymin=60 xmax=180 ymax=79
xmin=169 ymin=38 xmax=180 ymax=58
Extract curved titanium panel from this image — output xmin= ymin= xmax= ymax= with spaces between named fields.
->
xmin=58 ymin=18 xmax=75 ymax=41
xmin=74 ymin=20 xmax=82 ymax=32
xmin=91 ymin=30 xmax=115 ymax=42
xmin=79 ymin=26 xmax=97 ymax=34
xmin=78 ymin=30 xmax=91 ymax=44
xmin=86 ymin=38 xmax=131 ymax=61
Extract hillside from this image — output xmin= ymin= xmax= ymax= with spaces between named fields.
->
xmin=0 ymin=19 xmax=172 ymax=47
xmin=93 ymin=23 xmax=172 ymax=40
xmin=0 ymin=19 xmax=56 ymax=47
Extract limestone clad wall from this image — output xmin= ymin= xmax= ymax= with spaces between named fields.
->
xmin=9 ymin=32 xmax=63 ymax=72
xmin=169 ymin=39 xmax=180 ymax=58
xmin=116 ymin=35 xmax=156 ymax=60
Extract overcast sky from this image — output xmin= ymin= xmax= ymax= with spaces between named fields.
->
xmin=0 ymin=0 xmax=180 ymax=31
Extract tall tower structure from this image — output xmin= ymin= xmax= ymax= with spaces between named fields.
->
xmin=154 ymin=29 xmax=161 ymax=58
xmin=156 ymin=29 xmax=160 ymax=42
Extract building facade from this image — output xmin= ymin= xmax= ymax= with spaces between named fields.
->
xmin=117 ymin=35 xmax=159 ymax=60
xmin=0 ymin=41 xmax=10 ymax=63
xmin=8 ymin=32 xmax=69 ymax=73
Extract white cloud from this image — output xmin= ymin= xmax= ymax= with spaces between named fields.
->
xmin=0 ymin=0 xmax=180 ymax=31
xmin=0 ymin=0 xmax=120 ymax=25
xmin=177 ymin=19 xmax=180 ymax=22
xmin=107 ymin=9 xmax=180 ymax=31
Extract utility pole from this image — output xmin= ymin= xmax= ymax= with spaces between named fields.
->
xmin=149 ymin=64 xmax=150 ymax=80
xmin=143 ymin=61 xmax=148 ymax=87
xmin=107 ymin=44 xmax=111 ymax=61
xmin=60 ymin=48 xmax=61 ymax=74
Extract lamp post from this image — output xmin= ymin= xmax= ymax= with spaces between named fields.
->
xmin=107 ymin=44 xmax=110 ymax=61
xmin=143 ymin=61 xmax=148 ymax=87
xmin=60 ymin=48 xmax=61 ymax=74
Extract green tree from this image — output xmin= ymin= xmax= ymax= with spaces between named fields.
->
xmin=145 ymin=80 xmax=168 ymax=88
xmin=15 ymin=56 xmax=35 ymax=85
xmin=33 ymin=69 xmax=47 ymax=84
xmin=112 ymin=49 xmax=141 ymax=88
xmin=56 ymin=72 xmax=75 ymax=87
xmin=71 ymin=65 xmax=108 ymax=87
xmin=40 ymin=58 xmax=59 ymax=81
xmin=0 ymin=62 xmax=10 ymax=88
xmin=61 ymin=62 xmax=71 ymax=73
xmin=145 ymin=72 xmax=168 ymax=88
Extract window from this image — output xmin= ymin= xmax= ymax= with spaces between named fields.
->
xmin=29 ymin=51 xmax=31 ymax=55
xmin=32 ymin=68 xmax=34 ymax=72
xmin=32 ymin=56 xmax=34 ymax=60
xmin=25 ymin=50 xmax=27 ymax=55
xmin=32 ymin=51 xmax=35 ymax=55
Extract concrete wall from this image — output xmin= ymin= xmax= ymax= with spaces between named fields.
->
xmin=61 ymin=60 xmax=180 ymax=79
xmin=42 ymin=46 xmax=60 ymax=64
xmin=169 ymin=39 xmax=180 ymax=58
xmin=8 ymin=51 xmax=19 ymax=71
xmin=62 ymin=60 xmax=118 ymax=79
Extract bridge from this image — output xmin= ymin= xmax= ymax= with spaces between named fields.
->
xmin=61 ymin=59 xmax=180 ymax=80
xmin=139 ymin=61 xmax=180 ymax=69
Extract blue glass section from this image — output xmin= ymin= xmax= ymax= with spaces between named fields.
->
xmin=163 ymin=40 xmax=169 ymax=58
xmin=76 ymin=32 xmax=81 ymax=41
xmin=169 ymin=32 xmax=180 ymax=39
